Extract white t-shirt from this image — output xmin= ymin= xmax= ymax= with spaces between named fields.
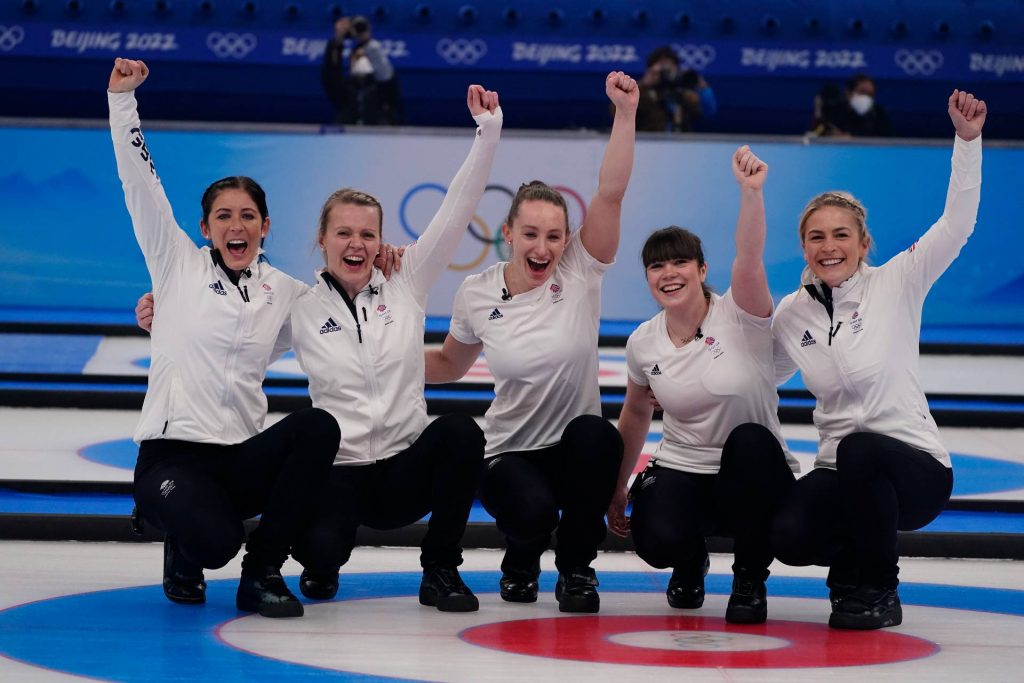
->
xmin=627 ymin=290 xmax=797 ymax=474
xmin=449 ymin=234 xmax=610 ymax=457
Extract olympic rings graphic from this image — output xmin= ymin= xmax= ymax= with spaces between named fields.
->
xmin=0 ymin=25 xmax=25 ymax=52
xmin=894 ymin=49 xmax=944 ymax=76
xmin=206 ymin=32 xmax=258 ymax=59
xmin=437 ymin=37 xmax=488 ymax=65
xmin=671 ymin=43 xmax=716 ymax=71
xmin=399 ymin=183 xmax=588 ymax=272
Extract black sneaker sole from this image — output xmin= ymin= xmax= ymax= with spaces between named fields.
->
xmin=828 ymin=607 xmax=902 ymax=630
xmin=558 ymin=595 xmax=600 ymax=613
xmin=163 ymin=580 xmax=206 ymax=605
xmin=667 ymin=593 xmax=704 ymax=609
xmin=236 ymin=594 xmax=305 ymax=618
xmin=299 ymin=582 xmax=338 ymax=601
xmin=419 ymin=589 xmax=480 ymax=612
xmin=500 ymin=589 xmax=538 ymax=604
xmin=163 ymin=590 xmax=206 ymax=605
xmin=725 ymin=605 xmax=767 ymax=624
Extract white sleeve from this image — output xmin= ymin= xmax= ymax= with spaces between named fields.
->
xmin=561 ymin=230 xmax=613 ymax=284
xmin=109 ymin=90 xmax=195 ymax=292
xmin=625 ymin=334 xmax=648 ymax=386
xmin=771 ymin=298 xmax=800 ymax=386
xmin=448 ymin=280 xmax=481 ymax=345
xmin=399 ymin=108 xmax=503 ymax=306
xmin=891 ymin=134 xmax=982 ymax=294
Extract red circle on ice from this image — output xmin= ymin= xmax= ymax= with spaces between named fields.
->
xmin=460 ymin=615 xmax=939 ymax=668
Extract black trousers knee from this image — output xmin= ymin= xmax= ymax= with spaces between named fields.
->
xmin=133 ymin=408 xmax=340 ymax=572
xmin=631 ymin=423 xmax=794 ymax=582
xmin=771 ymin=431 xmax=952 ymax=589
xmin=292 ymin=413 xmax=484 ymax=572
xmin=478 ymin=414 xmax=623 ymax=576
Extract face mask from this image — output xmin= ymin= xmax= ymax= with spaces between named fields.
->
xmin=850 ymin=93 xmax=874 ymax=116
xmin=351 ymin=55 xmax=374 ymax=77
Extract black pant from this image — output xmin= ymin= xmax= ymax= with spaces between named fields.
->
xmin=133 ymin=408 xmax=340 ymax=573
xmin=631 ymin=423 xmax=795 ymax=583
xmin=771 ymin=432 xmax=953 ymax=589
xmin=292 ymin=413 xmax=484 ymax=572
xmin=479 ymin=414 xmax=623 ymax=576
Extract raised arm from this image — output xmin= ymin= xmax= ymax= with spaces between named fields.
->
xmin=903 ymin=90 xmax=985 ymax=290
xmin=108 ymin=58 xmax=193 ymax=282
xmin=607 ymin=378 xmax=655 ymax=537
xmin=729 ymin=145 xmax=773 ymax=318
xmin=424 ymin=334 xmax=482 ymax=384
xmin=401 ymin=85 xmax=503 ymax=298
xmin=579 ymin=71 xmax=638 ymax=264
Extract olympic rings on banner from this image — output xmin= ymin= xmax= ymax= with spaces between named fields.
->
xmin=894 ymin=49 xmax=944 ymax=76
xmin=436 ymin=38 xmax=488 ymax=65
xmin=0 ymin=25 xmax=25 ymax=52
xmin=399 ymin=182 xmax=588 ymax=272
xmin=670 ymin=43 xmax=716 ymax=71
xmin=206 ymin=32 xmax=258 ymax=59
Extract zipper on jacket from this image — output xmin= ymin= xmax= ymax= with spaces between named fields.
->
xmin=804 ymin=283 xmax=842 ymax=345
xmin=321 ymin=272 xmax=363 ymax=343
xmin=237 ymin=284 xmax=250 ymax=303
xmin=362 ymin=307 xmax=368 ymax=322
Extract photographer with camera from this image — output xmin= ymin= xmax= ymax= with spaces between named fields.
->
xmin=321 ymin=15 xmax=403 ymax=126
xmin=635 ymin=46 xmax=716 ymax=133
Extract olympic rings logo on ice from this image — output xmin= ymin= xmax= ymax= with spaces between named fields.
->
xmin=436 ymin=38 xmax=487 ymax=65
xmin=671 ymin=44 xmax=716 ymax=71
xmin=206 ymin=32 xmax=257 ymax=59
xmin=399 ymin=183 xmax=587 ymax=271
xmin=894 ymin=49 xmax=943 ymax=76
xmin=0 ymin=25 xmax=25 ymax=52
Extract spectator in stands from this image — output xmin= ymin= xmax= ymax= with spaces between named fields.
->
xmin=809 ymin=83 xmax=850 ymax=137
xmin=635 ymin=46 xmax=717 ymax=133
xmin=322 ymin=15 xmax=403 ymax=126
xmin=813 ymin=75 xmax=892 ymax=138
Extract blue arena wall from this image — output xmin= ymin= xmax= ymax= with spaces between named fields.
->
xmin=0 ymin=1 xmax=1023 ymax=137
xmin=1 ymin=122 xmax=1020 ymax=330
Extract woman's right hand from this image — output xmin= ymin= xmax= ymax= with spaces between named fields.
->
xmin=109 ymin=57 xmax=149 ymax=93
xmin=607 ymin=486 xmax=631 ymax=538
xmin=467 ymin=84 xmax=499 ymax=117
xmin=136 ymin=291 xmax=154 ymax=333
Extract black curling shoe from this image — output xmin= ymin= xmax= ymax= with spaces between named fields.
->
xmin=555 ymin=567 xmax=600 ymax=613
xmin=666 ymin=554 xmax=710 ymax=609
xmin=299 ymin=568 xmax=339 ymax=600
xmin=419 ymin=566 xmax=479 ymax=612
xmin=829 ymin=586 xmax=902 ymax=630
xmin=828 ymin=582 xmax=857 ymax=610
xmin=499 ymin=573 xmax=539 ymax=603
xmin=162 ymin=537 xmax=206 ymax=605
xmin=236 ymin=568 xmax=304 ymax=618
xmin=725 ymin=577 xmax=768 ymax=624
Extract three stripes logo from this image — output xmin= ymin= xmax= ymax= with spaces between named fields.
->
xmin=488 ymin=308 xmax=504 ymax=320
xmin=320 ymin=317 xmax=341 ymax=335
xmin=800 ymin=330 xmax=816 ymax=347
xmin=650 ymin=364 xmax=662 ymax=376
xmin=208 ymin=280 xmax=227 ymax=296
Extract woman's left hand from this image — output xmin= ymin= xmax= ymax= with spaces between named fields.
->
xmin=374 ymin=243 xmax=406 ymax=279
xmin=948 ymin=89 xmax=987 ymax=141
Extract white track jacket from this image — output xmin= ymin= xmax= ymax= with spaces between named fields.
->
xmin=290 ymin=107 xmax=502 ymax=465
xmin=110 ymin=91 xmax=306 ymax=446
xmin=773 ymin=135 xmax=981 ymax=469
